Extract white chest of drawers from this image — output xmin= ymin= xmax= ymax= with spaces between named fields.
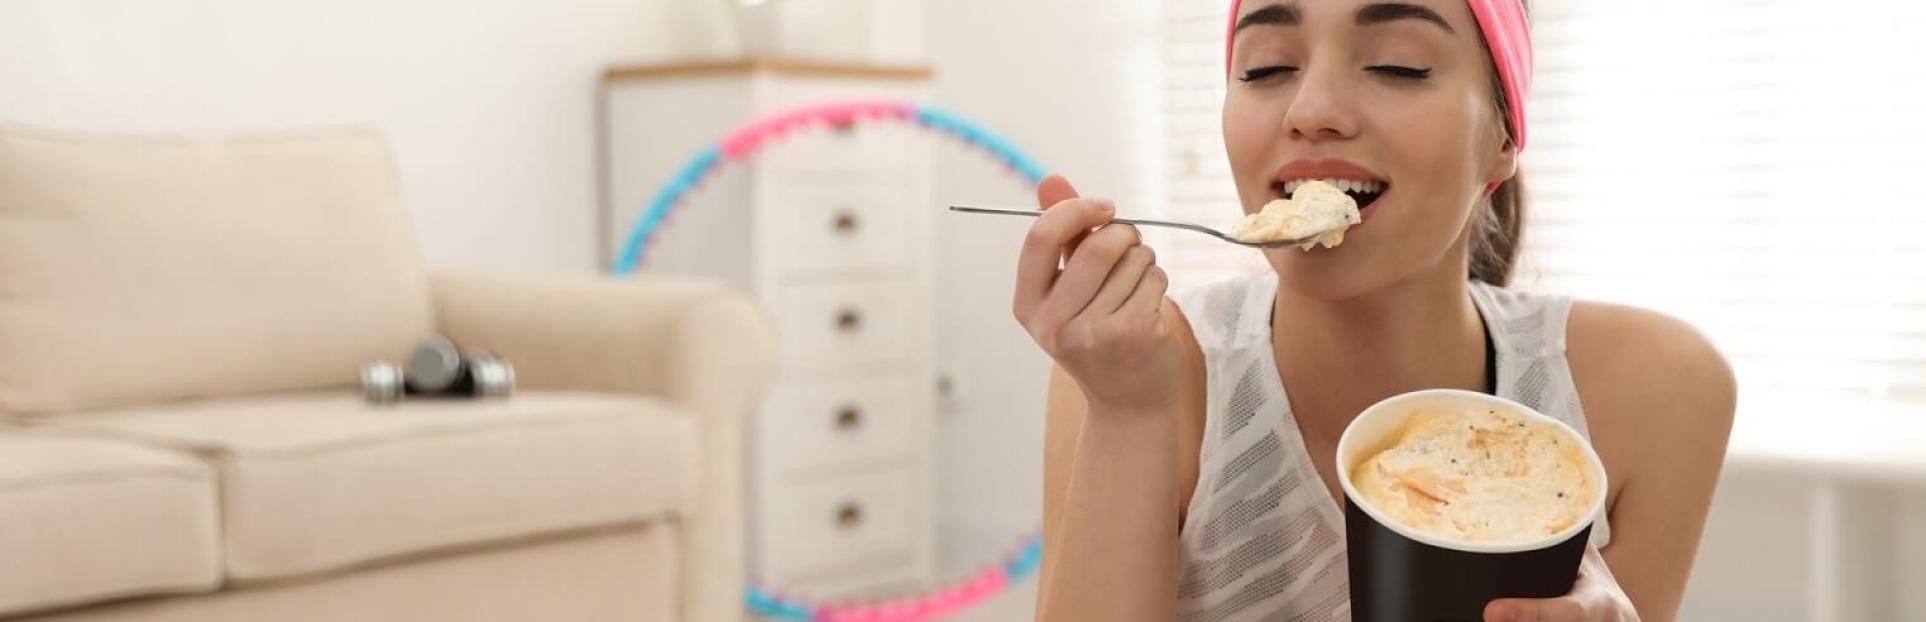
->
xmin=599 ymin=58 xmax=936 ymax=597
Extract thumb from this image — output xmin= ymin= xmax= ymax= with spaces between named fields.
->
xmin=1036 ymin=174 xmax=1081 ymax=210
xmin=1485 ymin=600 xmax=1529 ymax=622
xmin=1034 ymin=174 xmax=1094 ymax=264
xmin=1486 ymin=598 xmax=1581 ymax=622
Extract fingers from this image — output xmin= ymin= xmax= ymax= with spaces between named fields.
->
xmin=1014 ymin=195 xmax=1115 ymax=319
xmin=1484 ymin=597 xmax=1588 ymax=622
xmin=1015 ymin=175 xmax=1167 ymax=352
xmin=1036 ymin=174 xmax=1089 ymax=263
xmin=1039 ymin=222 xmax=1140 ymax=320
xmin=1086 ymin=245 xmax=1155 ymax=314
xmin=1119 ymin=264 xmax=1169 ymax=319
xmin=1036 ymin=174 xmax=1080 ymax=210
xmin=1483 ymin=544 xmax=1623 ymax=622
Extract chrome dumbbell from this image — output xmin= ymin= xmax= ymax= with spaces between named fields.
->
xmin=459 ymin=349 xmax=515 ymax=398
xmin=360 ymin=360 xmax=407 ymax=404
xmin=360 ymin=336 xmax=515 ymax=403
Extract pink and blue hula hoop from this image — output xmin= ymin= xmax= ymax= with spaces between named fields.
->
xmin=609 ymin=100 xmax=1046 ymax=621
xmin=611 ymin=100 xmax=1046 ymax=274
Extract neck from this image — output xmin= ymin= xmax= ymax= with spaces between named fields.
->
xmin=1271 ymin=257 xmax=1489 ymax=433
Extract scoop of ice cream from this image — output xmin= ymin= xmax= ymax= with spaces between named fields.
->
xmin=1230 ymin=180 xmax=1362 ymax=250
xmin=1349 ymin=405 xmax=1596 ymax=544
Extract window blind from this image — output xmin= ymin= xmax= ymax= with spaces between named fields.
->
xmin=1161 ymin=0 xmax=1269 ymax=284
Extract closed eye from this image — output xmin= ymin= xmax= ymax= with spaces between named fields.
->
xmin=1239 ymin=65 xmax=1299 ymax=82
xmin=1366 ymin=65 xmax=1432 ymax=79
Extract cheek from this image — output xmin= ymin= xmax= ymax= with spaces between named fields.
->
xmin=1221 ymin=95 xmax=1281 ymax=200
xmin=1370 ymin=104 xmax=1489 ymax=253
xmin=1387 ymin=104 xmax=1478 ymax=166
xmin=1221 ymin=99 xmax=1260 ymax=161
xmin=1383 ymin=100 xmax=1490 ymax=208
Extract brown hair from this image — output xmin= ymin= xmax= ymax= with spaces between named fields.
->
xmin=1469 ymin=2 xmax=1529 ymax=287
xmin=1470 ymin=152 xmax=1524 ymax=287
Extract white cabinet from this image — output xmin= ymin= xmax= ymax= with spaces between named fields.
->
xmin=599 ymin=58 xmax=936 ymax=597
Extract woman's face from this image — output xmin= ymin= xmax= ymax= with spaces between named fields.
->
xmin=1224 ymin=0 xmax=1516 ymax=300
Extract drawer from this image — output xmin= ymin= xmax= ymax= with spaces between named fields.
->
xmin=766 ymin=182 xmax=915 ymax=274
xmin=772 ymin=279 xmax=919 ymax=372
xmin=779 ymin=559 xmax=925 ymax=601
xmin=762 ymin=373 xmax=925 ymax=473
xmin=763 ymin=469 xmax=919 ymax=580
xmin=754 ymin=76 xmax=927 ymax=176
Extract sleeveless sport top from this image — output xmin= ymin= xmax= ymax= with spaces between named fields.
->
xmin=1168 ymin=270 xmax=1612 ymax=622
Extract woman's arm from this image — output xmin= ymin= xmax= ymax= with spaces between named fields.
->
xmin=1036 ymin=366 xmax=1181 ymax=620
xmin=1035 ymin=299 xmax=1207 ymax=622
xmin=1017 ymin=174 xmax=1205 ymax=621
xmin=1567 ymin=303 xmax=1738 ymax=621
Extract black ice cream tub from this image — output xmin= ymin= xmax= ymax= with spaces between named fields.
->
xmin=1335 ymin=389 xmax=1608 ymax=622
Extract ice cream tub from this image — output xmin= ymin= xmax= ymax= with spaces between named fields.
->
xmin=1336 ymin=389 xmax=1609 ymax=622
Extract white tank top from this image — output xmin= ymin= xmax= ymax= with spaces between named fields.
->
xmin=1168 ymin=270 xmax=1612 ymax=622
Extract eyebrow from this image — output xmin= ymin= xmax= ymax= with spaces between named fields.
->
xmin=1356 ymin=2 xmax=1457 ymax=34
xmin=1233 ymin=3 xmax=1300 ymax=34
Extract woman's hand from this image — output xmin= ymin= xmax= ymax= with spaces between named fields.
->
xmin=1485 ymin=545 xmax=1641 ymax=622
xmin=1013 ymin=175 xmax=1182 ymax=415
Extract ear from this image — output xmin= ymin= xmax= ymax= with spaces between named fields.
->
xmin=1485 ymin=134 xmax=1520 ymax=190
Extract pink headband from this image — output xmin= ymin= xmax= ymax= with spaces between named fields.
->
xmin=1224 ymin=0 xmax=1533 ymax=149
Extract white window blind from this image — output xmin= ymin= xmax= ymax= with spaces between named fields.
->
xmin=1161 ymin=0 xmax=1926 ymax=408
xmin=1162 ymin=0 xmax=1268 ymax=286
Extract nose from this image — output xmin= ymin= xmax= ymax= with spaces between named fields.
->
xmin=1282 ymin=66 xmax=1361 ymax=142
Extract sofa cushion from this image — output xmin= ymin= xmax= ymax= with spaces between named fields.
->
xmin=0 ymin=124 xmax=434 ymax=414
xmin=27 ymin=391 xmax=697 ymax=582
xmin=0 ymin=431 xmax=220 ymax=617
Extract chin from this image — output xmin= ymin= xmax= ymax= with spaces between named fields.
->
xmin=1264 ymin=246 xmax=1392 ymax=302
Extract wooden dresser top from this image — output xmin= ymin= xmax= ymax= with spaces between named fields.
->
xmin=605 ymin=57 xmax=933 ymax=82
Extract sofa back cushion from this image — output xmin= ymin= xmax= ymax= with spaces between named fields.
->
xmin=0 ymin=125 xmax=434 ymax=414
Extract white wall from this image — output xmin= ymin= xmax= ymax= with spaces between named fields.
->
xmin=925 ymin=0 xmax=1165 ymax=541
xmin=0 ymin=0 xmax=741 ymax=271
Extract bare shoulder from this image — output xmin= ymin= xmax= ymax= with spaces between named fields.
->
xmin=1565 ymin=301 xmax=1737 ymax=498
xmin=1566 ymin=300 xmax=1736 ymax=418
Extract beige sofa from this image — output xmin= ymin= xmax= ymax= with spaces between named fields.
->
xmin=0 ymin=124 xmax=776 ymax=621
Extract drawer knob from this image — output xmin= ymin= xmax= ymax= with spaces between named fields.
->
xmin=834 ymin=501 xmax=864 ymax=529
xmin=832 ymin=210 xmax=860 ymax=235
xmin=835 ymin=406 xmax=863 ymax=431
xmin=835 ymin=308 xmax=863 ymax=333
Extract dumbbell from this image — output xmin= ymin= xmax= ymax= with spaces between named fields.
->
xmin=360 ymin=336 xmax=515 ymax=403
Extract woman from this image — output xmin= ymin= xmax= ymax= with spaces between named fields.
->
xmin=1013 ymin=1 xmax=1736 ymax=620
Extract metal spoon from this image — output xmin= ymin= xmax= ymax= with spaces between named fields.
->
xmin=947 ymin=205 xmax=1336 ymax=249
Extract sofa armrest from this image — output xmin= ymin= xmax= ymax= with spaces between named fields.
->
xmin=429 ymin=270 xmax=777 ymax=622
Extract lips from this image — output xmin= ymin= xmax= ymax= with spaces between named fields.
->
xmin=1270 ymin=159 xmax=1391 ymax=211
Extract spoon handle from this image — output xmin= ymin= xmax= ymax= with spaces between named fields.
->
xmin=947 ymin=205 xmax=1240 ymax=243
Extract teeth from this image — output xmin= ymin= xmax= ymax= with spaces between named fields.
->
xmin=1281 ymin=178 xmax=1386 ymax=196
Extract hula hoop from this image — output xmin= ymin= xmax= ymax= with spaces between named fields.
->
xmin=609 ymin=100 xmax=1047 ymax=621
